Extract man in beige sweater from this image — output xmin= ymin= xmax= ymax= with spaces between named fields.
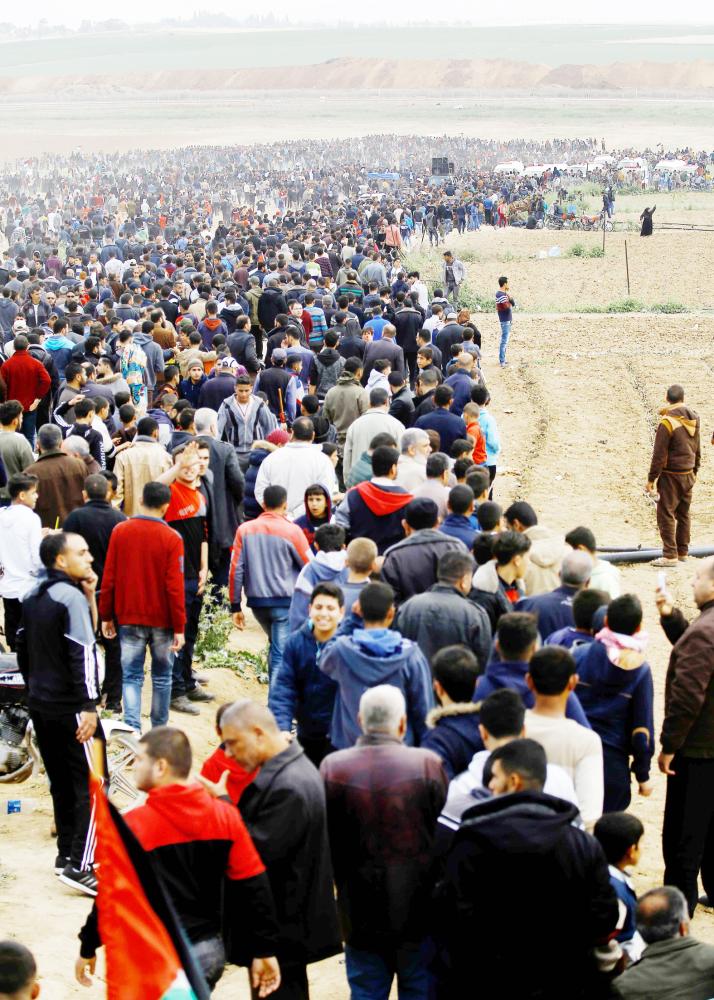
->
xmin=113 ymin=416 xmax=171 ymax=515
xmin=526 ymin=645 xmax=604 ymax=831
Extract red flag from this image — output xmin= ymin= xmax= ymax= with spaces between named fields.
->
xmin=90 ymin=771 xmax=209 ymax=999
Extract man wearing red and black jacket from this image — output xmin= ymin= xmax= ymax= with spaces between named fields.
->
xmin=76 ymin=727 xmax=281 ymax=995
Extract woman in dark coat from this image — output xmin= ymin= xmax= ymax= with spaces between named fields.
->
xmin=640 ymin=205 xmax=656 ymax=237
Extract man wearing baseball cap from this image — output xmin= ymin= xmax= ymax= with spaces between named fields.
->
xmin=197 ymin=356 xmax=245 ymax=411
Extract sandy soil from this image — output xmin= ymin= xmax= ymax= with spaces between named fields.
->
xmin=405 ymin=216 xmax=714 ymax=313
xmin=5 ymin=257 xmax=714 ymax=996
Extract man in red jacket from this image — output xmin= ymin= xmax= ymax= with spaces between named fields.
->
xmin=99 ymin=481 xmax=186 ymax=733
xmin=1 ymin=335 xmax=51 ymax=446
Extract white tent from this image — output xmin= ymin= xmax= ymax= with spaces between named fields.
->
xmin=494 ymin=161 xmax=524 ymax=175
xmin=594 ymin=154 xmax=616 ymax=165
xmin=655 ymin=159 xmax=697 ymax=173
xmin=618 ymin=157 xmax=647 ymax=171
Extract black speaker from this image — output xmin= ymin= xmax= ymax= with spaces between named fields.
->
xmin=432 ymin=157 xmax=449 ymax=175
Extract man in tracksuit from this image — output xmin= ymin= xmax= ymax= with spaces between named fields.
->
xmin=16 ymin=532 xmax=105 ymax=897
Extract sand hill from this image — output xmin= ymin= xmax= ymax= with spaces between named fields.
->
xmin=1 ymin=56 xmax=714 ymax=95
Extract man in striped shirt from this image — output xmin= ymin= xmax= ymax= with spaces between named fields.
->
xmin=496 ymin=275 xmax=516 ymax=368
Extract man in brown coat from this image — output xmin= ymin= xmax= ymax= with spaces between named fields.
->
xmin=646 ymin=384 xmax=700 ymax=567
xmin=24 ymin=424 xmax=85 ymax=527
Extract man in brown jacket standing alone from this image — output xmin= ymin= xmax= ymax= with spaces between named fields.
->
xmin=656 ymin=559 xmax=714 ymax=915
xmin=646 ymin=385 xmax=700 ymax=568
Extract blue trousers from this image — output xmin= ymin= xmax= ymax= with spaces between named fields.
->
xmin=499 ymin=321 xmax=512 ymax=364
xmin=345 ymin=943 xmax=429 ymax=1000
xmin=252 ymin=604 xmax=290 ymax=684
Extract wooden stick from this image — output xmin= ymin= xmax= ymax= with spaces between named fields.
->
xmin=625 ymin=240 xmax=630 ymax=296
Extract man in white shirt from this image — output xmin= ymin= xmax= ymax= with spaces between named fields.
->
xmin=525 ymin=646 xmax=604 ymax=831
xmin=440 ymin=688 xmax=580 ymax=841
xmin=254 ymin=416 xmax=337 ymax=519
xmin=0 ymin=473 xmax=44 ymax=649
xmin=343 ymin=388 xmax=404 ymax=479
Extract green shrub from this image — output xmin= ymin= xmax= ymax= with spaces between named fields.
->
xmin=588 ymin=246 xmax=605 ymax=258
xmin=568 ymin=243 xmax=587 ymax=257
xmin=650 ymin=302 xmax=688 ymax=314
xmin=605 ymin=298 xmax=646 ymax=313
xmin=194 ymin=589 xmax=269 ymax=683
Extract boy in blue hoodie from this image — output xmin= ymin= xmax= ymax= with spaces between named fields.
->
xmin=288 ymin=524 xmax=347 ymax=632
xmin=320 ymin=581 xmax=433 ymax=749
xmin=574 ymin=594 xmax=655 ymax=812
xmin=594 ymin=811 xmax=645 ymax=965
xmin=473 ymin=612 xmax=591 ymax=728
xmin=269 ymin=581 xmax=343 ymax=766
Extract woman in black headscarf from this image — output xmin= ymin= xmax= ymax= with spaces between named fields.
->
xmin=640 ymin=205 xmax=656 ymax=237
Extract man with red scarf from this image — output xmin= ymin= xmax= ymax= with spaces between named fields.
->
xmin=333 ymin=445 xmax=413 ymax=554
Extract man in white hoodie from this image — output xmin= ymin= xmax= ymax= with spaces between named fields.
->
xmin=0 ymin=473 xmax=43 ymax=650
xmin=505 ymin=500 xmax=569 ymax=597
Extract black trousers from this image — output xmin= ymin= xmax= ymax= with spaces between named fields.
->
xmin=98 ymin=630 xmax=122 ymax=707
xmin=251 ymin=961 xmax=308 ymax=1000
xmin=404 ymin=350 xmax=418 ymax=389
xmin=3 ymin=596 xmax=23 ymax=651
xmin=487 ymin=464 xmax=497 ymax=500
xmin=300 ymin=735 xmax=334 ymax=768
xmin=31 ymin=710 xmax=106 ymax=869
xmin=662 ymin=754 xmax=714 ymax=915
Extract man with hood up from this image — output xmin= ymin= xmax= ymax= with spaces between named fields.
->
xmin=319 ymin=581 xmax=432 ymax=750
xmin=646 ymin=384 xmax=700 ymax=568
xmin=309 ymin=330 xmax=345 ymax=401
xmin=434 ymin=738 xmax=618 ymax=999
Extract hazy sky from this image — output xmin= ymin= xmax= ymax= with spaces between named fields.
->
xmin=14 ymin=1 xmax=714 ymax=28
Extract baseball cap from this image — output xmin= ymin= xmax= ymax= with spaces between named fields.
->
xmin=217 ymin=357 xmax=239 ymax=370
xmin=272 ymin=348 xmax=287 ymax=362
xmin=446 ymin=311 xmax=458 ymax=320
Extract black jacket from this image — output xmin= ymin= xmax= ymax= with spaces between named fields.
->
xmin=321 ymin=735 xmax=447 ymax=949
xmin=395 ymin=583 xmax=492 ymax=669
xmin=382 ymin=530 xmax=467 ymax=605
xmin=362 ymin=338 xmax=405 ymax=384
xmin=388 ymin=386 xmax=415 ymax=427
xmin=257 ymin=287 xmax=289 ymax=332
xmin=197 ymin=373 xmax=237 ymax=412
xmin=336 ymin=331 xmax=366 ymax=362
xmin=205 ymin=437 xmax=244 ymax=549
xmin=63 ymin=500 xmax=127 ymax=589
xmin=16 ymin=570 xmax=101 ymax=716
xmin=238 ymin=741 xmax=342 ymax=965
xmin=394 ymin=307 xmax=423 ymax=354
xmin=435 ymin=323 xmax=465 ymax=368
xmin=434 ymin=791 xmax=618 ymax=998
xmin=227 ymin=330 xmax=260 ymax=374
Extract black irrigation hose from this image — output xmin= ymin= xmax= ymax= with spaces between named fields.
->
xmin=599 ymin=546 xmax=714 ymax=565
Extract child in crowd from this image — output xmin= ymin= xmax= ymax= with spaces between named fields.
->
xmin=112 ymin=402 xmax=137 ymax=445
xmin=546 ymin=589 xmax=610 ymax=651
xmin=422 ymin=646 xmax=482 ymax=779
xmin=463 ymin=401 xmax=488 ymax=465
xmin=287 ymin=354 xmax=306 ymax=402
xmin=294 ymin=484 xmax=333 ymax=551
xmin=289 ymin=524 xmax=347 ymax=632
xmin=199 ymin=703 xmax=256 ymax=805
xmin=366 ymin=358 xmax=391 ymax=393
xmin=594 ymin=811 xmax=646 ymax=964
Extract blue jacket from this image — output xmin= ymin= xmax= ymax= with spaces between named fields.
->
xmin=422 ymin=703 xmax=482 ymax=780
xmin=473 ymin=658 xmax=591 ymax=728
xmin=288 ymin=552 xmax=349 ymax=633
xmin=574 ymin=639 xmax=654 ymax=781
xmin=444 ymin=371 xmax=473 ymax=417
xmin=478 ymin=409 xmax=500 ymax=464
xmin=243 ymin=447 xmax=270 ymax=521
xmin=414 ymin=408 xmax=468 ymax=455
xmin=320 ymin=626 xmax=433 ymax=749
xmin=608 ymin=866 xmax=638 ymax=944
xmin=44 ymin=334 xmax=75 ymax=378
xmin=545 ymin=627 xmax=595 ymax=651
xmin=440 ymin=513 xmax=479 ymax=549
xmin=178 ymin=375 xmax=207 ymax=408
xmin=268 ymin=620 xmax=337 ymax=740
xmin=516 ymin=585 xmax=578 ymax=640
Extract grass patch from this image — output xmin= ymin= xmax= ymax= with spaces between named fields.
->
xmin=195 ymin=589 xmax=269 ymax=683
xmin=567 ymin=243 xmax=605 ymax=258
xmin=650 ymin=301 xmax=688 ymax=314
xmin=605 ymin=298 xmax=647 ymax=312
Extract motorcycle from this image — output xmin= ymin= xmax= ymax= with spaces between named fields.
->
xmin=0 ymin=654 xmax=139 ymax=806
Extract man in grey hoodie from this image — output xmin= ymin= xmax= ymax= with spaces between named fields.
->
xmin=0 ymin=288 xmax=19 ymax=342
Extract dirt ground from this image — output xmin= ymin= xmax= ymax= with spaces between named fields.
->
xmin=5 ymin=278 xmax=714 ymax=997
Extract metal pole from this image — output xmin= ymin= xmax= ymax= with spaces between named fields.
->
xmin=602 ymin=210 xmax=606 ymax=254
xmin=625 ymin=239 xmax=630 ymax=296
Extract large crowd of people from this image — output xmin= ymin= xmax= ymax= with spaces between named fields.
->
xmin=1 ymin=136 xmax=714 ymax=1000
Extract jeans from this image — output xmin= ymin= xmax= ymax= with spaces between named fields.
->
xmin=192 ymin=934 xmax=226 ymax=991
xmin=120 ymin=625 xmax=174 ymax=732
xmin=345 ymin=943 xmax=429 ymax=1000
xmin=20 ymin=410 xmax=37 ymax=448
xmin=252 ymin=604 xmax=290 ymax=684
xmin=172 ymin=578 xmax=203 ymax=699
xmin=499 ymin=321 xmax=512 ymax=364
xmin=663 ymin=755 xmax=714 ymax=915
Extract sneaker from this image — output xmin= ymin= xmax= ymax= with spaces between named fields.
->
xmin=54 ymin=854 xmax=69 ymax=875
xmin=652 ymin=557 xmax=678 ymax=567
xmin=193 ymin=672 xmax=210 ymax=686
xmin=170 ymin=695 xmax=200 ymax=715
xmin=59 ymin=865 xmax=98 ymax=897
xmin=699 ymin=894 xmax=713 ymax=908
xmin=187 ymin=686 xmax=215 ymax=703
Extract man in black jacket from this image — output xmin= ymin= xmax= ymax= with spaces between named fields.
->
xmin=228 ymin=316 xmax=261 ymax=376
xmin=222 ymin=700 xmax=342 ymax=1000
xmin=387 ymin=371 xmax=415 ymax=428
xmin=381 ymin=498 xmax=467 ymax=605
xmin=16 ymin=532 xmax=104 ymax=896
xmin=258 ymin=279 xmax=289 ymax=334
xmin=63 ymin=474 xmax=126 ymax=712
xmin=393 ymin=296 xmax=423 ymax=388
xmin=362 ymin=324 xmax=405 ymax=385
xmin=194 ymin=410 xmax=245 ymax=590
xmin=76 ymin=726 xmax=280 ymax=994
xmin=435 ymin=314 xmax=465 ymax=370
xmin=435 ymin=738 xmax=618 ymax=999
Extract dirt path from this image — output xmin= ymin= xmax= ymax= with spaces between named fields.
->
xmin=4 ymin=314 xmax=714 ymax=996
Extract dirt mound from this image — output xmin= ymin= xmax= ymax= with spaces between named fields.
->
xmin=2 ymin=56 xmax=714 ymax=95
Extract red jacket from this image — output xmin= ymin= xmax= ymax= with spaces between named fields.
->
xmin=98 ymin=515 xmax=186 ymax=632
xmin=1 ymin=349 xmax=51 ymax=410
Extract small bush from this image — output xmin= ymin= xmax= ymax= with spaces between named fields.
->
xmin=605 ymin=298 xmax=646 ymax=313
xmin=588 ymin=246 xmax=605 ymax=258
xmin=568 ymin=243 xmax=587 ymax=257
xmin=195 ymin=589 xmax=269 ymax=683
xmin=651 ymin=302 xmax=688 ymax=314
